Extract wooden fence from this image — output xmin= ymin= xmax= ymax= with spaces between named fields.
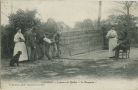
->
xmin=59 ymin=29 xmax=138 ymax=57
xmin=60 ymin=30 xmax=104 ymax=57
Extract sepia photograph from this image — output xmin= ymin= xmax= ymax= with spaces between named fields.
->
xmin=1 ymin=0 xmax=138 ymax=90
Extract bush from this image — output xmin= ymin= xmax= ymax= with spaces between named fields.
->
xmin=1 ymin=9 xmax=41 ymax=58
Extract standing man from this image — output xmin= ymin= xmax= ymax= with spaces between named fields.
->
xmin=24 ymin=28 xmax=32 ymax=61
xmin=53 ymin=32 xmax=61 ymax=58
xmin=106 ymin=26 xmax=118 ymax=58
xmin=29 ymin=27 xmax=37 ymax=61
xmin=35 ymin=29 xmax=45 ymax=60
xmin=34 ymin=28 xmax=52 ymax=61
xmin=43 ymin=34 xmax=52 ymax=60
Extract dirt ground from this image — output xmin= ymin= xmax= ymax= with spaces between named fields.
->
xmin=1 ymin=48 xmax=138 ymax=82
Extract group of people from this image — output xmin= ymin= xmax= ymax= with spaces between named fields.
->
xmin=13 ymin=27 xmax=61 ymax=62
xmin=13 ymin=25 xmax=130 ymax=62
xmin=106 ymin=25 xmax=130 ymax=59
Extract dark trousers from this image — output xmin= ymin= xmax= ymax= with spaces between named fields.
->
xmin=26 ymin=46 xmax=31 ymax=60
xmin=55 ymin=42 xmax=60 ymax=57
xmin=114 ymin=44 xmax=128 ymax=58
xmin=36 ymin=44 xmax=45 ymax=59
xmin=44 ymin=43 xmax=52 ymax=60
xmin=49 ymin=42 xmax=60 ymax=58
xmin=30 ymin=47 xmax=37 ymax=61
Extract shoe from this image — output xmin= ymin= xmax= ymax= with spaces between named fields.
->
xmin=109 ymin=56 xmax=115 ymax=58
xmin=48 ymin=58 xmax=53 ymax=61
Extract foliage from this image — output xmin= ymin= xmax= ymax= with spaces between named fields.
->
xmin=115 ymin=1 xmax=138 ymax=15
xmin=74 ymin=19 xmax=94 ymax=30
xmin=44 ymin=18 xmax=58 ymax=33
xmin=56 ymin=21 xmax=71 ymax=32
xmin=1 ymin=25 xmax=15 ymax=58
xmin=8 ymin=9 xmax=41 ymax=33
xmin=1 ymin=9 xmax=41 ymax=58
xmin=105 ymin=14 xmax=138 ymax=31
xmin=40 ymin=19 xmax=70 ymax=34
xmin=101 ymin=14 xmax=138 ymax=46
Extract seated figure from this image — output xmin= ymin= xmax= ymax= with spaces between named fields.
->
xmin=113 ymin=31 xmax=130 ymax=59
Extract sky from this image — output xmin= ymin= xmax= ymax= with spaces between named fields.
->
xmin=1 ymin=0 xmax=138 ymax=27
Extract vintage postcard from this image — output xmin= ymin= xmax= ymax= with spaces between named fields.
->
xmin=1 ymin=0 xmax=138 ymax=90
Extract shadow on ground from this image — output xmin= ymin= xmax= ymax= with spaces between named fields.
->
xmin=1 ymin=57 xmax=138 ymax=82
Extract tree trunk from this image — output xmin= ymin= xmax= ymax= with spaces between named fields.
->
xmin=127 ymin=6 xmax=129 ymax=16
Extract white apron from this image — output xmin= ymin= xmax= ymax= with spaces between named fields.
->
xmin=13 ymin=32 xmax=28 ymax=61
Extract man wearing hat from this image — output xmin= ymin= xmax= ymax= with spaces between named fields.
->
xmin=24 ymin=28 xmax=33 ymax=61
xmin=29 ymin=27 xmax=38 ymax=61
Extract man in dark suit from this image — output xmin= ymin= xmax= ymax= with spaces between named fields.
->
xmin=43 ymin=33 xmax=52 ymax=60
xmin=35 ymin=30 xmax=45 ymax=60
xmin=113 ymin=31 xmax=130 ymax=59
xmin=34 ymin=27 xmax=52 ymax=60
xmin=29 ymin=28 xmax=38 ymax=61
xmin=24 ymin=28 xmax=32 ymax=61
xmin=53 ymin=32 xmax=61 ymax=58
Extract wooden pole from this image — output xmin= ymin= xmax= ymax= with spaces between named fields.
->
xmin=97 ymin=1 xmax=102 ymax=30
xmin=0 ymin=0 xmax=1 ymax=88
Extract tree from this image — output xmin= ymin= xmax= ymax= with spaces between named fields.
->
xmin=116 ymin=1 xmax=137 ymax=15
xmin=56 ymin=21 xmax=71 ymax=32
xmin=97 ymin=1 xmax=102 ymax=30
xmin=115 ymin=1 xmax=138 ymax=29
xmin=8 ymin=9 xmax=41 ymax=33
xmin=40 ymin=18 xmax=58 ymax=34
xmin=1 ymin=9 xmax=41 ymax=58
xmin=1 ymin=25 xmax=15 ymax=58
xmin=74 ymin=19 xmax=94 ymax=30
xmin=74 ymin=21 xmax=83 ymax=29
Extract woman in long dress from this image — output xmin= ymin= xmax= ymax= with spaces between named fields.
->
xmin=106 ymin=26 xmax=118 ymax=58
xmin=13 ymin=28 xmax=28 ymax=61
